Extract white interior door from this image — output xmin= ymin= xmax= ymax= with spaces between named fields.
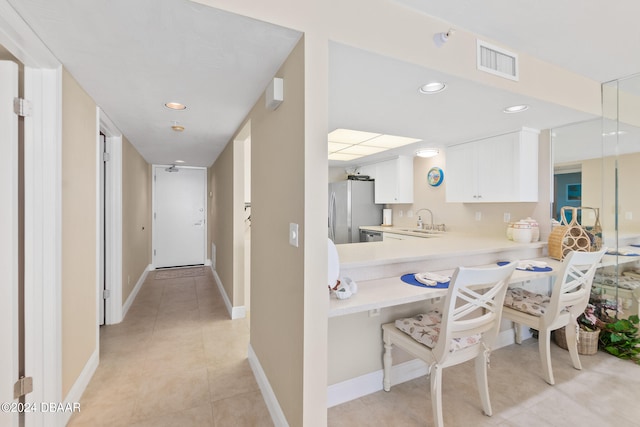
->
xmin=0 ymin=60 xmax=20 ymax=427
xmin=153 ymin=166 xmax=207 ymax=268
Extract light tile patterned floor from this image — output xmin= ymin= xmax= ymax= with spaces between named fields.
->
xmin=329 ymin=332 xmax=640 ymax=426
xmin=69 ymin=266 xmax=640 ymax=426
xmin=68 ymin=267 xmax=272 ymax=427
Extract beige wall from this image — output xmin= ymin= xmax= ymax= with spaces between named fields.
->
xmin=61 ymin=69 xmax=97 ymax=397
xmin=248 ymin=39 xmax=307 ymax=426
xmin=210 ymin=140 xmax=235 ymax=301
xmin=121 ymin=136 xmax=151 ymax=303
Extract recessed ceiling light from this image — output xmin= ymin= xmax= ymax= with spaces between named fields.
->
xmin=503 ymin=104 xmax=529 ymax=113
xmin=175 ymin=160 xmax=185 ymax=163
xmin=164 ymin=102 xmax=186 ymax=110
xmin=415 ymin=148 xmax=439 ymax=158
xmin=418 ymin=82 xmax=446 ymax=94
xmin=171 ymin=124 xmax=185 ymax=132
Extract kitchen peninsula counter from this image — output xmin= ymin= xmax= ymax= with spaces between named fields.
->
xmin=337 ymin=231 xmax=547 ymax=282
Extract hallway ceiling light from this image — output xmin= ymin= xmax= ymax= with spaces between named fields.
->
xmin=418 ymin=82 xmax=446 ymax=94
xmin=171 ymin=121 xmax=185 ymax=132
xmin=328 ymin=128 xmax=421 ymax=161
xmin=503 ymin=104 xmax=529 ymax=113
xmin=415 ymin=148 xmax=439 ymax=158
xmin=174 ymin=160 xmax=185 ymax=163
xmin=164 ymin=101 xmax=187 ymax=110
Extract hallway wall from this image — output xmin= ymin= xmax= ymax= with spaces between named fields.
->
xmin=61 ymin=69 xmax=97 ymax=398
xmin=248 ymin=38 xmax=306 ymax=426
xmin=122 ymin=136 xmax=151 ymax=304
xmin=209 ymin=142 xmax=234 ymax=302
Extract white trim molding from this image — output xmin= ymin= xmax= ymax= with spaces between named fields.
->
xmin=122 ymin=264 xmax=152 ymax=318
xmin=327 ymin=359 xmax=428 ymax=408
xmin=61 ymin=348 xmax=99 ymax=427
xmin=210 ymin=266 xmax=246 ymax=319
xmin=248 ymin=345 xmax=288 ymax=427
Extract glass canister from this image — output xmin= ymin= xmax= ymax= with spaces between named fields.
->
xmin=512 ymin=221 xmax=532 ymax=243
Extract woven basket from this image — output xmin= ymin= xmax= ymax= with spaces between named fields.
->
xmin=554 ymin=326 xmax=600 ymax=355
xmin=548 ymin=207 xmax=595 ymax=260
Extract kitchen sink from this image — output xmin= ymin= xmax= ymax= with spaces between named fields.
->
xmin=399 ymin=228 xmax=442 ymax=235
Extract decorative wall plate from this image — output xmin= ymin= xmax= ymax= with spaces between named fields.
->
xmin=427 ymin=167 xmax=444 ymax=187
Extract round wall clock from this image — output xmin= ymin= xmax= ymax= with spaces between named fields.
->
xmin=427 ymin=167 xmax=444 ymax=187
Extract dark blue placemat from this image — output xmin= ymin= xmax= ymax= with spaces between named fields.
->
xmin=606 ymin=251 xmax=640 ymax=256
xmin=401 ymin=273 xmax=450 ymax=288
xmin=631 ymin=244 xmax=640 ymax=248
xmin=497 ymin=261 xmax=553 ymax=272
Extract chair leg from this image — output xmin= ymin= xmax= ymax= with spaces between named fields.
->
xmin=475 ymin=353 xmax=492 ymax=416
xmin=564 ymin=324 xmax=582 ymax=371
xmin=514 ymin=321 xmax=523 ymax=344
xmin=539 ymin=328 xmax=555 ymax=385
xmin=430 ymin=364 xmax=444 ymax=427
xmin=382 ymin=331 xmax=392 ymax=392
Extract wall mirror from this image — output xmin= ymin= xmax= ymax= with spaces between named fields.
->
xmin=552 ymin=72 xmax=640 ymax=316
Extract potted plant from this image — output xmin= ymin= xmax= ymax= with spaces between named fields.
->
xmin=599 ymin=315 xmax=640 ymax=365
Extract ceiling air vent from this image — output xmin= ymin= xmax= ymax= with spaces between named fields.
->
xmin=477 ymin=40 xmax=518 ymax=81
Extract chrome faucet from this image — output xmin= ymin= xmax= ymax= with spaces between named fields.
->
xmin=416 ymin=208 xmax=434 ymax=230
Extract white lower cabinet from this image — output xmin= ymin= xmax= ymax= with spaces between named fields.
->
xmin=358 ymin=156 xmax=413 ymax=204
xmin=446 ymin=129 xmax=539 ymax=203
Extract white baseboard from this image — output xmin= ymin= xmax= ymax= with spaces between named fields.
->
xmin=122 ymin=264 xmax=152 ymax=319
xmin=205 ymin=258 xmax=212 ymax=266
xmin=248 ymin=345 xmax=288 ymax=427
xmin=61 ymin=348 xmax=99 ymax=425
xmin=327 ymin=359 xmax=428 ymax=408
xmin=209 ymin=265 xmax=246 ymax=319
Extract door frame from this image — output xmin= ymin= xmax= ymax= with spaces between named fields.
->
xmin=152 ymin=165 xmax=208 ymax=269
xmin=0 ymin=1 xmax=63 ymax=425
xmin=98 ymin=110 xmax=123 ymax=325
xmin=0 ymin=59 xmax=19 ymax=427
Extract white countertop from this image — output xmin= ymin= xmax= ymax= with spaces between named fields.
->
xmin=328 ymin=258 xmax=564 ymax=317
xmin=337 ymin=231 xmax=547 ymax=269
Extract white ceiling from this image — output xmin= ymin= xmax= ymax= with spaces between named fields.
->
xmin=8 ymin=0 xmax=301 ymax=167
xmin=6 ymin=0 xmax=640 ymax=168
xmin=394 ymin=0 xmax=640 ymax=84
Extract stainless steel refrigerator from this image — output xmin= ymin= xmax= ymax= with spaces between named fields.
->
xmin=328 ymin=180 xmax=383 ymax=244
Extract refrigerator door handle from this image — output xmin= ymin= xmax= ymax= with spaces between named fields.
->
xmin=328 ymin=191 xmax=336 ymax=241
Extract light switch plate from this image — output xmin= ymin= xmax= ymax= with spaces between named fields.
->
xmin=289 ymin=223 xmax=299 ymax=247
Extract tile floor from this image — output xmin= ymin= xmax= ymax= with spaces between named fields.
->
xmin=69 ymin=266 xmax=640 ymax=426
xmin=68 ymin=267 xmax=272 ymax=427
xmin=329 ymin=334 xmax=640 ymax=426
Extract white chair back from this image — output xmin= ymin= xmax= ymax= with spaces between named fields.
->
xmin=543 ymin=249 xmax=606 ymax=324
xmin=434 ymin=263 xmax=517 ymax=363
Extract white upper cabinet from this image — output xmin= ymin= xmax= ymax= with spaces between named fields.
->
xmin=446 ymin=128 xmax=539 ymax=203
xmin=359 ymin=156 xmax=413 ymax=204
